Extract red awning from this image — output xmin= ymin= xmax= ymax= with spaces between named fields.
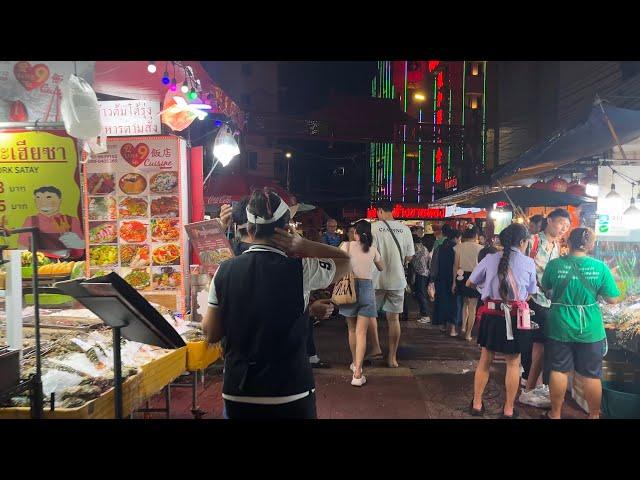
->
xmin=93 ymin=61 xmax=244 ymax=127
xmin=204 ymin=174 xmax=290 ymax=206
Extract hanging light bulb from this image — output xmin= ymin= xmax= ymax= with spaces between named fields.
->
xmin=213 ymin=124 xmax=240 ymax=167
xmin=170 ymin=77 xmax=177 ymax=92
xmin=147 ymin=61 xmax=157 ymax=74
xmin=181 ymin=80 xmax=189 ymax=94
xmin=623 ymin=186 xmax=640 ymax=227
xmin=161 ymin=69 xmax=170 ymax=85
xmin=605 ymin=183 xmax=622 ymax=200
xmin=189 ymin=87 xmax=197 ymax=100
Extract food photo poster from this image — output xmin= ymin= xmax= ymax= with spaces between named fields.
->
xmin=83 ymin=136 xmax=189 ymax=311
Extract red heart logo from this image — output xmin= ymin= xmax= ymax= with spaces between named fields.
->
xmin=120 ymin=143 xmax=150 ymax=167
xmin=13 ymin=62 xmax=50 ymax=91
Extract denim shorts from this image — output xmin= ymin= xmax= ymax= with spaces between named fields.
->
xmin=339 ymin=278 xmax=377 ymax=318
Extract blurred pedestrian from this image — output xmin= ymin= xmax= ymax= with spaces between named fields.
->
xmin=453 ymin=225 xmax=483 ymax=341
xmin=411 ymin=234 xmax=431 ymax=324
xmin=321 ymin=218 xmax=342 ymax=247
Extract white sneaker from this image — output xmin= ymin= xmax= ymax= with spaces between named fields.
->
xmin=351 ymin=374 xmax=367 ymax=387
xmin=518 ymin=388 xmax=551 ymax=408
xmin=533 ymin=384 xmax=550 ymax=400
xmin=350 ymin=363 xmax=355 ymax=373
xmin=417 ymin=317 xmax=431 ymax=324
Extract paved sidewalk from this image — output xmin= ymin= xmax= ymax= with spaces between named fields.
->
xmin=144 ymin=313 xmax=587 ymax=419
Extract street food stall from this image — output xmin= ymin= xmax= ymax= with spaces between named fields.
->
xmin=0 ymin=60 xmax=242 ymax=418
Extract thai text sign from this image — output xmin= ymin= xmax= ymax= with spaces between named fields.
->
xmin=99 ymin=100 xmax=161 ymax=136
xmin=0 ymin=131 xmax=82 ymax=255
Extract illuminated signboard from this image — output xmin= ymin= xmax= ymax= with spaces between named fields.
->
xmin=444 ymin=176 xmax=458 ymax=190
xmin=367 ymin=204 xmax=446 ymax=220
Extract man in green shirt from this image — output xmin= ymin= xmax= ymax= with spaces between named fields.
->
xmin=540 ymin=228 xmax=620 ymax=419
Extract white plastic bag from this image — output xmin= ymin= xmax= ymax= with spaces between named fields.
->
xmin=60 ymin=74 xmax=102 ymax=139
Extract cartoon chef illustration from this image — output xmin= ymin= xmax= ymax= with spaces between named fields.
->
xmin=19 ymin=186 xmax=85 ymax=259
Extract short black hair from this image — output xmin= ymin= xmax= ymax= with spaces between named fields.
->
xmin=34 ymin=186 xmax=61 ymax=198
xmin=462 ymin=225 xmax=478 ymax=239
xmin=376 ymin=200 xmax=394 ymax=212
xmin=447 ymin=228 xmax=461 ymax=240
xmin=530 ymin=214 xmax=544 ymax=225
xmin=547 ymin=208 xmax=571 ymax=221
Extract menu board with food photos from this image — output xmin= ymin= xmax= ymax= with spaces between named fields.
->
xmin=83 ymin=136 xmax=189 ymax=311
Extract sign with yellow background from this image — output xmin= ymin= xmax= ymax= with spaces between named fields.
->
xmin=0 ymin=131 xmax=82 ymax=254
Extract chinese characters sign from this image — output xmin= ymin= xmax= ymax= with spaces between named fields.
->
xmin=83 ymin=136 xmax=188 ymax=308
xmin=0 ymin=61 xmax=95 ymax=122
xmin=99 ymin=100 xmax=161 ymax=136
xmin=0 ymin=131 xmax=82 ymax=256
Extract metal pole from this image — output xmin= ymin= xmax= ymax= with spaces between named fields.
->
xmin=596 ymin=95 xmax=628 ymax=161
xmin=113 ymin=327 xmax=123 ymax=419
xmin=287 ymin=157 xmax=291 ymax=192
xmin=30 ymin=231 xmax=43 ymax=419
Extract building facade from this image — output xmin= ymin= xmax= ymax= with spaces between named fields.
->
xmin=370 ymin=60 xmax=488 ymax=204
xmin=203 ymin=61 xmax=283 ymax=181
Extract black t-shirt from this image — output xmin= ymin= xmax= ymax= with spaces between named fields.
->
xmin=233 ymin=240 xmax=251 ymax=256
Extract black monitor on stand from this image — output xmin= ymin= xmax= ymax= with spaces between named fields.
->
xmin=55 ymin=272 xmax=185 ymax=418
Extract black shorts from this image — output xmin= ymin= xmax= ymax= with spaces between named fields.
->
xmin=546 ymin=338 xmax=607 ymax=379
xmin=528 ymin=301 xmax=549 ymax=344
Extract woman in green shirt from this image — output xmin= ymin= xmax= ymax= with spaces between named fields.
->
xmin=540 ymin=228 xmax=620 ymax=419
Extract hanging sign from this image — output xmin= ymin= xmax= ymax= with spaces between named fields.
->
xmin=596 ymin=165 xmax=640 ymax=241
xmin=0 ymin=130 xmax=83 ymax=257
xmin=0 ymin=61 xmax=95 ymax=123
xmin=99 ymin=100 xmax=161 ymax=136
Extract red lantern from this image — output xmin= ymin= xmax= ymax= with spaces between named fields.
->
xmin=566 ymin=183 xmax=586 ymax=196
xmin=530 ymin=180 xmax=547 ymax=190
xmin=547 ymin=177 xmax=568 ymax=192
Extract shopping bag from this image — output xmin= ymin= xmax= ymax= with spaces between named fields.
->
xmin=331 ymin=271 xmax=357 ymax=305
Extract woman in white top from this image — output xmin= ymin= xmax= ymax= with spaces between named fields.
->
xmin=340 ymin=220 xmax=384 ymax=387
xmin=453 ymin=225 xmax=484 ymax=341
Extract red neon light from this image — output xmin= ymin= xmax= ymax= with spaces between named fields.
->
xmin=428 ymin=61 xmax=440 ymax=73
xmin=436 ymin=148 xmax=443 ymax=162
xmin=437 ymin=71 xmax=445 ymax=89
xmin=436 ymin=110 xmax=444 ymax=124
xmin=435 ymin=166 xmax=443 ymax=183
xmin=367 ymin=205 xmax=446 ymax=220
xmin=445 ymin=176 xmax=458 ymax=190
xmin=437 ymin=91 xmax=444 ymax=105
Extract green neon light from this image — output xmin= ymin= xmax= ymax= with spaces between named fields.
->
xmin=389 ymin=142 xmax=393 ymax=199
xmin=482 ymin=60 xmax=487 ymax=168
xmin=418 ymin=109 xmax=422 ymax=202
xmin=403 ymin=61 xmax=408 ymax=112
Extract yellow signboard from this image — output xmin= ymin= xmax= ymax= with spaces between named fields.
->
xmin=0 ymin=130 xmax=83 ymax=257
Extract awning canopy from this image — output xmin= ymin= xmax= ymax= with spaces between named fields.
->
xmin=491 ymin=101 xmax=640 ymax=184
xmin=467 ymin=187 xmax=594 ymax=209
xmin=93 ymin=61 xmax=244 ymax=128
xmin=203 ymin=173 xmax=290 ymax=206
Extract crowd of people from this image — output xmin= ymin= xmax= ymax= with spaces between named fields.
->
xmin=202 ymin=191 xmax=619 ymax=419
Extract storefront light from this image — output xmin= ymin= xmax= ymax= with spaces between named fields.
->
xmin=585 ymin=183 xmax=599 ymax=197
xmin=213 ymin=124 xmax=240 ymax=167
xmin=181 ymin=80 xmax=189 ymax=94
xmin=147 ymin=61 xmax=157 ymax=74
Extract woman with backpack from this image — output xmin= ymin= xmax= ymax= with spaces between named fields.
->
xmin=541 ymin=228 xmax=620 ymax=419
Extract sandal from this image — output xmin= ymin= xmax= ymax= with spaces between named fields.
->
xmin=469 ymin=400 xmax=485 ymax=417
xmin=500 ymin=408 xmax=519 ymax=419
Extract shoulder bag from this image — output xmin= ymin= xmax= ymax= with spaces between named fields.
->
xmin=331 ymin=241 xmax=357 ymax=305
